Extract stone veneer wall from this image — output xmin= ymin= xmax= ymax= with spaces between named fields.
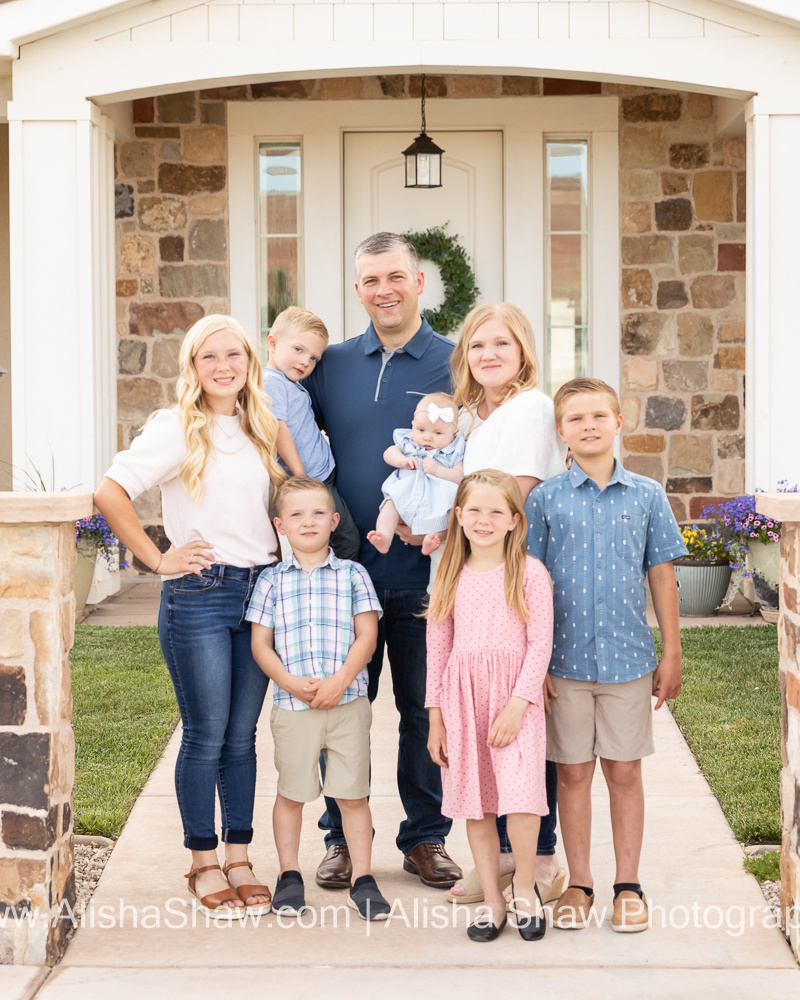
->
xmin=115 ymin=90 xmax=231 ymax=562
xmin=114 ymin=76 xmax=745 ymax=562
xmin=616 ymin=89 xmax=745 ymax=524
xmin=0 ymin=493 xmax=93 ymax=965
xmin=757 ymin=494 xmax=800 ymax=961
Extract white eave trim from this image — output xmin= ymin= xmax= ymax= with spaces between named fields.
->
xmin=0 ymin=0 xmax=799 ymax=51
xmin=0 ymin=0 xmax=142 ymax=47
xmin=719 ymin=0 xmax=800 ymax=27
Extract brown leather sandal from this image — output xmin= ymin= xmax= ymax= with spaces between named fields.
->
xmin=185 ymin=864 xmax=245 ymax=919
xmin=223 ymin=860 xmax=273 ymax=914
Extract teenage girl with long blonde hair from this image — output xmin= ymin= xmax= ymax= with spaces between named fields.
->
xmin=425 ymin=470 xmax=554 ymax=942
xmin=95 ymin=315 xmax=285 ymax=919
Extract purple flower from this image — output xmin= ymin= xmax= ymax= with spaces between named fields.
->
xmin=75 ymin=513 xmax=120 ymax=562
xmin=700 ymin=485 xmax=796 ymax=549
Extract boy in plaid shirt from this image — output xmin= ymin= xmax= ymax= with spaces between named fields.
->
xmin=247 ymin=476 xmax=390 ymax=920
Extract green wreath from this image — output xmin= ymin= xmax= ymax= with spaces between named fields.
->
xmin=402 ymin=224 xmax=480 ymax=335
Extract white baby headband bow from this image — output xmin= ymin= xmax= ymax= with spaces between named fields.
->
xmin=426 ymin=402 xmax=454 ymax=424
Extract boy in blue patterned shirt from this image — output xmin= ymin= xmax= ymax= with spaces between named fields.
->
xmin=247 ymin=476 xmax=390 ymax=920
xmin=525 ymin=378 xmax=687 ymax=934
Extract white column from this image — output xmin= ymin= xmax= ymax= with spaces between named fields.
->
xmin=745 ymin=100 xmax=800 ymax=492
xmin=7 ymin=101 xmax=116 ymax=492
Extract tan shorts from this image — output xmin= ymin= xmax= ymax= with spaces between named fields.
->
xmin=546 ymin=673 xmax=654 ymax=764
xmin=270 ymin=696 xmax=372 ymax=803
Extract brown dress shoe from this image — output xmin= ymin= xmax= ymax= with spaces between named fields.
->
xmin=403 ymin=843 xmax=463 ymax=888
xmin=315 ymin=844 xmax=352 ymax=889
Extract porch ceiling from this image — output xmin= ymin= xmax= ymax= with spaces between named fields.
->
xmin=13 ymin=46 xmax=776 ymax=111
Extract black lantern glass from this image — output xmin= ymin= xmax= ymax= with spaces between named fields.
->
xmin=403 ymin=75 xmax=444 ymax=188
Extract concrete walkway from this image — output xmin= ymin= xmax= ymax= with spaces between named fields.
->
xmin=81 ymin=575 xmax=765 ymax=629
xmin=3 ymin=580 xmax=798 ymax=998
xmin=78 ymin=577 xmax=162 ymax=627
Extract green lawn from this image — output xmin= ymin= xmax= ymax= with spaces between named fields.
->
xmin=71 ymin=622 xmax=781 ymax=849
xmin=660 ymin=624 xmax=781 ymax=845
xmin=71 ymin=625 xmax=178 ymax=837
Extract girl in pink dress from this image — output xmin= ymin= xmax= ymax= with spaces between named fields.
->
xmin=426 ymin=470 xmax=554 ymax=943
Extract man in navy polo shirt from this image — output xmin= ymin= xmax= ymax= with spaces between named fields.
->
xmin=304 ymin=232 xmax=463 ymax=890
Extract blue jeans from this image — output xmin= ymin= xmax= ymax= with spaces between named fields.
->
xmin=158 ymin=564 xmax=269 ymax=851
xmin=319 ymin=587 xmax=451 ymax=854
xmin=496 ymin=760 xmax=558 ymax=855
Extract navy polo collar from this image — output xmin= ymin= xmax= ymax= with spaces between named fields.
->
xmin=362 ymin=317 xmax=435 ymax=359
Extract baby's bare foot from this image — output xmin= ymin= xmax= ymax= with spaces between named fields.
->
xmin=367 ymin=530 xmax=391 ymax=554
xmin=422 ymin=533 xmax=441 ymax=557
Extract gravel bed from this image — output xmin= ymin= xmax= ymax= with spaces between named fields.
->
xmin=741 ymin=845 xmax=782 ymax=921
xmin=73 ymin=838 xmax=115 ymax=909
xmin=761 ymin=879 xmax=781 ymax=918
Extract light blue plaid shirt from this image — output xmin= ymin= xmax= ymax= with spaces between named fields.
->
xmin=525 ymin=460 xmax=687 ymax=684
xmin=246 ymin=550 xmax=382 ymax=710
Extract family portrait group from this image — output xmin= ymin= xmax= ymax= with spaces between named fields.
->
xmin=93 ymin=230 xmax=687 ymax=943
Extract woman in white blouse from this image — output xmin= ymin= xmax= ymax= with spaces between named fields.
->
xmin=446 ymin=302 xmax=567 ymax=906
xmin=94 ymin=315 xmax=285 ymax=919
xmin=453 ymin=302 xmax=564 ymax=502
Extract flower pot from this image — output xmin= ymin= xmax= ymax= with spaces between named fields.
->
xmin=674 ymin=560 xmax=732 ymax=617
xmin=87 ymin=556 xmax=110 ymax=605
xmin=107 ymin=544 xmax=122 ymax=598
xmin=747 ymin=539 xmax=780 ymax=613
xmin=74 ymin=551 xmax=97 ymax=613
xmin=86 ymin=544 xmax=122 ymax=605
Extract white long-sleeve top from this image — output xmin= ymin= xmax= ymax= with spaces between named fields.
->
xmin=105 ymin=408 xmax=279 ymax=577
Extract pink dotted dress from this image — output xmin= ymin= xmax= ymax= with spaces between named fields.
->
xmin=425 ymin=557 xmax=554 ymax=820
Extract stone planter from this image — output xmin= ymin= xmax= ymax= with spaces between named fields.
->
xmin=0 ymin=490 xmax=94 ymax=964
xmin=748 ymin=539 xmax=780 ymax=618
xmin=674 ymin=559 xmax=732 ymax=617
xmin=754 ymin=493 xmax=800 ymax=962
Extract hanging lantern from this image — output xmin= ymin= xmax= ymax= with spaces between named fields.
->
xmin=403 ymin=74 xmax=444 ymax=189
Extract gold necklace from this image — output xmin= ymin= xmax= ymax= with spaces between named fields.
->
xmin=213 ymin=415 xmax=248 ymax=454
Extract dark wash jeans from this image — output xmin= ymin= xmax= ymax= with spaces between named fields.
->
xmin=323 ymin=469 xmax=361 ymax=562
xmin=319 ymin=587 xmax=452 ymax=855
xmin=158 ymin=564 xmax=269 ymax=851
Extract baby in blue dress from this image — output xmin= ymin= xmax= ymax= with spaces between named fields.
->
xmin=367 ymin=392 xmax=465 ymax=557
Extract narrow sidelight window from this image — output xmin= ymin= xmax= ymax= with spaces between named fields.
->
xmin=258 ymin=141 xmax=302 ymax=354
xmin=545 ymin=140 xmax=589 ymax=396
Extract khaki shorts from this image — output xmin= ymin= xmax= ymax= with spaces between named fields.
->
xmin=270 ymin=696 xmax=372 ymax=803
xmin=546 ymin=673 xmax=654 ymax=764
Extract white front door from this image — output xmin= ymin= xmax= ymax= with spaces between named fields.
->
xmin=343 ymin=131 xmax=504 ymax=338
xmin=230 ymin=97 xmax=618 ymax=391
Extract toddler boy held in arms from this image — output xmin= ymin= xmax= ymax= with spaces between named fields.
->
xmin=264 ymin=307 xmax=360 ymax=560
xmin=247 ymin=476 xmax=391 ymax=920
xmin=525 ymin=377 xmax=687 ymax=934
